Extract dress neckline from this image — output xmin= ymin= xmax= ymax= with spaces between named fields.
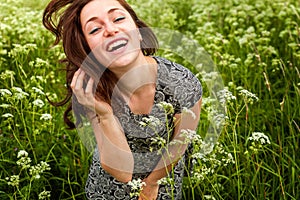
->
xmin=125 ymin=56 xmax=160 ymax=117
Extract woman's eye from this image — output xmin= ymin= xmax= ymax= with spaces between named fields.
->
xmin=114 ymin=16 xmax=125 ymax=22
xmin=89 ymin=27 xmax=101 ymax=35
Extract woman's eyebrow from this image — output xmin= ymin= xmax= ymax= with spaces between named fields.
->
xmin=108 ymin=8 xmax=124 ymax=14
xmin=84 ymin=8 xmax=125 ymax=27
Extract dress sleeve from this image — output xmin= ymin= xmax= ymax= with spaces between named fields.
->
xmin=154 ymin=56 xmax=202 ymax=114
xmin=171 ymin=62 xmax=202 ymax=113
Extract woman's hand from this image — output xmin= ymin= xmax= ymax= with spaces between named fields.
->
xmin=138 ymin=179 xmax=159 ymax=200
xmin=70 ymin=68 xmax=113 ymax=119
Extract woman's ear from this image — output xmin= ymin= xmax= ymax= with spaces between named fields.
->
xmin=139 ymin=32 xmax=143 ymax=41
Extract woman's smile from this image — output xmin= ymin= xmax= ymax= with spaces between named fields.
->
xmin=106 ymin=38 xmax=128 ymax=52
xmin=80 ymin=0 xmax=143 ymax=71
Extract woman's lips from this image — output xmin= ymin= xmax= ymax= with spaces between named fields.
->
xmin=106 ymin=38 xmax=128 ymax=52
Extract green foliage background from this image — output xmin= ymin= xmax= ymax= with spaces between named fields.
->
xmin=0 ymin=0 xmax=299 ymax=199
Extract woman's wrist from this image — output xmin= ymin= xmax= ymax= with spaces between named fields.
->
xmin=98 ymin=113 xmax=115 ymax=122
xmin=144 ymin=178 xmax=159 ymax=187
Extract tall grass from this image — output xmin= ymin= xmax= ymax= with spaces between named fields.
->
xmin=0 ymin=0 xmax=299 ymax=199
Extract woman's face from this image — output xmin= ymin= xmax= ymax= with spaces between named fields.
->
xmin=80 ymin=0 xmax=142 ymax=71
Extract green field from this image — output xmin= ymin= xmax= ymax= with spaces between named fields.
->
xmin=0 ymin=0 xmax=299 ymax=199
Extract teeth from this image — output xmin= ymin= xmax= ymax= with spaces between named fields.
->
xmin=107 ymin=40 xmax=127 ymax=52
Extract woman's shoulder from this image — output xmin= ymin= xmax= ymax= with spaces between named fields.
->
xmin=153 ymin=56 xmax=202 ymax=109
xmin=153 ymin=56 xmax=201 ymax=86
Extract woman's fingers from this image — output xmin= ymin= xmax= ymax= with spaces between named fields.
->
xmin=74 ymin=69 xmax=85 ymax=91
xmin=70 ymin=69 xmax=113 ymax=115
xmin=70 ymin=68 xmax=81 ymax=89
xmin=71 ymin=68 xmax=93 ymax=105
xmin=85 ymin=77 xmax=95 ymax=96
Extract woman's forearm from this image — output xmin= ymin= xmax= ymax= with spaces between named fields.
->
xmin=146 ymin=100 xmax=202 ymax=185
xmin=91 ymin=114 xmax=134 ymax=183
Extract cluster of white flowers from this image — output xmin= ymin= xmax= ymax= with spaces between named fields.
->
xmin=150 ymin=136 xmax=167 ymax=152
xmin=204 ymin=195 xmax=216 ymax=200
xmin=0 ymin=104 xmax=11 ymax=109
xmin=38 ymin=190 xmax=51 ymax=200
xmin=157 ymin=101 xmax=174 ymax=114
xmin=33 ymin=99 xmax=45 ymax=108
xmin=40 ymin=113 xmax=52 ymax=121
xmin=17 ymin=150 xmax=28 ymax=158
xmin=0 ymin=88 xmax=12 ymax=97
xmin=179 ymin=129 xmax=202 ymax=144
xmin=16 ymin=150 xmax=32 ymax=169
xmin=201 ymin=71 xmax=220 ymax=82
xmin=29 ymin=58 xmax=50 ymax=68
xmin=29 ymin=161 xmax=51 ymax=179
xmin=157 ymin=177 xmax=173 ymax=185
xmin=193 ymin=166 xmax=215 ymax=181
xmin=2 ymin=113 xmax=14 ymax=118
xmin=127 ymin=178 xmax=146 ymax=197
xmin=217 ymin=87 xmax=237 ymax=105
xmin=207 ymin=109 xmax=228 ymax=129
xmin=139 ymin=116 xmax=161 ymax=128
xmin=32 ymin=87 xmax=45 ymax=95
xmin=8 ymin=43 xmax=37 ymax=58
xmin=248 ymin=132 xmax=271 ymax=145
xmin=191 ymin=142 xmax=235 ymax=182
xmin=0 ymin=70 xmax=15 ymax=80
xmin=5 ymin=175 xmax=20 ymax=187
xmin=12 ymin=87 xmax=29 ymax=100
xmin=237 ymin=87 xmax=259 ymax=104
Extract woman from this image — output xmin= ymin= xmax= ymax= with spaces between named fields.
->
xmin=43 ymin=0 xmax=202 ymax=199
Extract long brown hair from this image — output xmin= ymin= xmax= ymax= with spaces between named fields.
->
xmin=43 ymin=0 xmax=159 ymax=129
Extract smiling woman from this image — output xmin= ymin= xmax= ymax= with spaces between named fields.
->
xmin=42 ymin=0 xmax=202 ymax=199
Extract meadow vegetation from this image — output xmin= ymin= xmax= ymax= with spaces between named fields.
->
xmin=0 ymin=0 xmax=299 ymax=199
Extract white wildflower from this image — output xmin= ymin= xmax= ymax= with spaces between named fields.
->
xmin=5 ymin=175 xmax=20 ymax=187
xmin=16 ymin=157 xmax=32 ymax=169
xmin=128 ymin=178 xmax=146 ymax=197
xmin=157 ymin=101 xmax=174 ymax=114
xmin=248 ymin=132 xmax=270 ymax=145
xmin=204 ymin=195 xmax=216 ymax=200
xmin=2 ymin=113 xmax=13 ymax=118
xmin=157 ymin=177 xmax=173 ymax=185
xmin=207 ymin=109 xmax=228 ymax=128
xmin=139 ymin=116 xmax=161 ymax=128
xmin=29 ymin=161 xmax=51 ymax=179
xmin=32 ymin=87 xmax=45 ymax=95
xmin=180 ymin=129 xmax=202 ymax=144
xmin=17 ymin=150 xmax=28 ymax=158
xmin=237 ymin=87 xmax=259 ymax=104
xmin=201 ymin=97 xmax=216 ymax=107
xmin=40 ymin=113 xmax=52 ymax=121
xmin=0 ymin=104 xmax=11 ymax=108
xmin=33 ymin=99 xmax=45 ymax=108
xmin=217 ymin=87 xmax=236 ymax=105
xmin=0 ymin=89 xmax=12 ymax=96
xmin=12 ymin=87 xmax=29 ymax=100
xmin=150 ymin=136 xmax=166 ymax=148
xmin=0 ymin=70 xmax=15 ymax=80
xmin=38 ymin=190 xmax=51 ymax=200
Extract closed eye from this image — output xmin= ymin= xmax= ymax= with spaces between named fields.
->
xmin=89 ymin=27 xmax=101 ymax=35
xmin=114 ymin=16 xmax=125 ymax=22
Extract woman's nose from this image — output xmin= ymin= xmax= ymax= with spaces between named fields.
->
xmin=103 ymin=22 xmax=119 ymax=37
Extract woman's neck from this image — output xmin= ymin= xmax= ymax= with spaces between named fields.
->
xmin=116 ymin=56 xmax=157 ymax=98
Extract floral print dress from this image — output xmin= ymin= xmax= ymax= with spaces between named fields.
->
xmin=85 ymin=56 xmax=202 ymax=199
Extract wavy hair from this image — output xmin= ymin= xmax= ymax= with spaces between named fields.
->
xmin=43 ymin=0 xmax=159 ymax=129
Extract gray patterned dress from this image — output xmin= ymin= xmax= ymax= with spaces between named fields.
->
xmin=85 ymin=56 xmax=202 ymax=199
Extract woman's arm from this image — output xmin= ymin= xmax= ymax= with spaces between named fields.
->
xmin=139 ymin=99 xmax=202 ymax=200
xmin=91 ymin=114 xmax=134 ymax=183
xmin=72 ymin=69 xmax=134 ymax=183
